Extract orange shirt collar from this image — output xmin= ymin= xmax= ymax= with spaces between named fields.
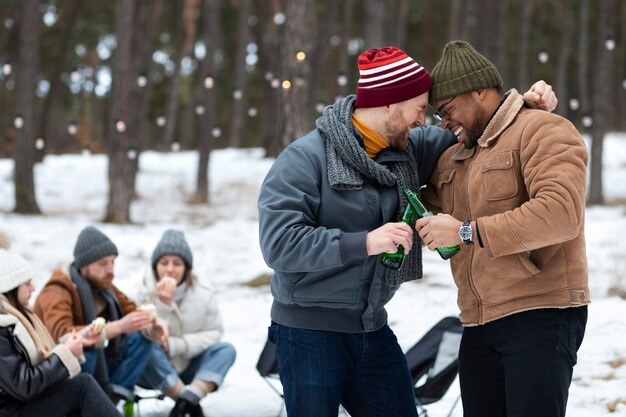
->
xmin=351 ymin=114 xmax=388 ymax=158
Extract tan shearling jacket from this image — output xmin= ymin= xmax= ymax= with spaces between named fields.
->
xmin=423 ymin=89 xmax=589 ymax=326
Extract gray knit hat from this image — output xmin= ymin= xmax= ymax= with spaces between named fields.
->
xmin=73 ymin=226 xmax=118 ymax=269
xmin=430 ymin=40 xmax=502 ymax=104
xmin=151 ymin=229 xmax=193 ymax=270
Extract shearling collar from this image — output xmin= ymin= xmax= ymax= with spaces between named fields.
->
xmin=452 ymin=89 xmax=524 ymax=161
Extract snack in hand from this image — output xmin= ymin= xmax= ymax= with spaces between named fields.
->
xmin=91 ymin=317 xmax=106 ymax=334
xmin=137 ymin=303 xmax=157 ymax=320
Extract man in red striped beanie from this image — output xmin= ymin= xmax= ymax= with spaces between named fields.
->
xmin=258 ymin=45 xmax=556 ymax=417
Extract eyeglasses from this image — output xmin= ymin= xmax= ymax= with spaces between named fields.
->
xmin=433 ymin=96 xmax=457 ymax=122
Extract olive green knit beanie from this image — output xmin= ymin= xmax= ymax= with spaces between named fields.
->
xmin=430 ymin=40 xmax=502 ymax=104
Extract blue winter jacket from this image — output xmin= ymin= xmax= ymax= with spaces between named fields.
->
xmin=258 ymin=124 xmax=455 ymax=333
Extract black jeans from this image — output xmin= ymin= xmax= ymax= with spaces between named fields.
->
xmin=459 ymin=307 xmax=587 ymax=417
xmin=18 ymin=373 xmax=122 ymax=417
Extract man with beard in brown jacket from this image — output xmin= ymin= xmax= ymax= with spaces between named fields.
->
xmin=34 ymin=226 xmax=167 ymax=404
xmin=415 ymin=41 xmax=588 ymax=417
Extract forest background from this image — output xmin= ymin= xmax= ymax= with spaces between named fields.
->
xmin=0 ymin=0 xmax=624 ymax=223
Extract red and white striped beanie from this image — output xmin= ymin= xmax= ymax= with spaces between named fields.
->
xmin=355 ymin=46 xmax=432 ymax=108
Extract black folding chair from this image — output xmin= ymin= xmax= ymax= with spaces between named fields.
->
xmin=405 ymin=316 xmax=464 ymax=417
xmin=256 ymin=339 xmax=286 ymax=417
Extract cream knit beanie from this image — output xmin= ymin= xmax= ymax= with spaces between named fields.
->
xmin=0 ymin=249 xmax=32 ymax=294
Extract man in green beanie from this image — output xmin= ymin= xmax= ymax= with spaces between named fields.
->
xmin=415 ymin=40 xmax=588 ymax=417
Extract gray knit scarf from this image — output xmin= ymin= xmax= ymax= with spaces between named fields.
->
xmin=315 ymin=95 xmax=422 ymax=286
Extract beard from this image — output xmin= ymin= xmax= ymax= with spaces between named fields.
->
xmin=384 ymin=109 xmax=410 ymax=150
xmin=463 ymin=103 xmax=489 ymax=149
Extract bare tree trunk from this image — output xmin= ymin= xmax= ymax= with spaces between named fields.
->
xmin=364 ymin=0 xmax=386 ymax=47
xmin=578 ymin=0 xmax=591 ymax=120
xmin=386 ymin=0 xmax=410 ymax=48
xmin=334 ymin=0 xmax=354 ymax=100
xmin=494 ymin=0 xmax=509 ymax=84
xmin=555 ymin=3 xmax=573 ymax=117
xmin=13 ymin=0 xmax=41 ymax=214
xmin=307 ymin=1 xmax=337 ymax=111
xmin=39 ymin=0 xmax=81 ymax=155
xmin=516 ymin=0 xmax=533 ymax=90
xmin=279 ymin=0 xmax=315 ymax=149
xmin=104 ymin=0 xmax=135 ymax=223
xmin=228 ymin=0 xmax=252 ymax=148
xmin=448 ymin=0 xmax=465 ymax=41
xmin=255 ymin=0 xmax=282 ymax=157
xmin=461 ymin=0 xmax=477 ymax=42
xmin=161 ymin=0 xmax=200 ymax=148
xmin=588 ymin=0 xmax=617 ymax=205
xmin=192 ymin=0 xmax=221 ymax=203
xmin=128 ymin=0 xmax=162 ymax=191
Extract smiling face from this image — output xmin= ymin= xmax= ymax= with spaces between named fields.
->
xmin=384 ymin=92 xmax=429 ymax=150
xmin=433 ymin=92 xmax=490 ymax=149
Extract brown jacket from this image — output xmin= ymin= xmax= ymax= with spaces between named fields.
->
xmin=423 ymin=89 xmax=589 ymax=326
xmin=33 ymin=266 xmax=137 ymax=342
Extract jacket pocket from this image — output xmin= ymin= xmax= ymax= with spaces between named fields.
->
xmin=481 ymin=151 xmax=519 ymax=201
xmin=437 ymin=169 xmax=456 ymax=213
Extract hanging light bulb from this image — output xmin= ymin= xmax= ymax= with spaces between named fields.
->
xmin=136 ymin=74 xmax=148 ymax=87
xmin=537 ymin=50 xmax=549 ymax=64
xmin=68 ymin=121 xmax=78 ymax=135
xmin=270 ymin=78 xmax=280 ymax=89
xmin=605 ymin=37 xmax=616 ymax=51
xmin=233 ymin=88 xmax=243 ymax=100
xmin=35 ymin=138 xmax=45 ymax=150
xmin=115 ymin=119 xmax=126 ymax=132
xmin=296 ymin=51 xmax=306 ymax=61
xmin=171 ymin=141 xmax=181 ymax=152
xmin=204 ymin=74 xmax=214 ymax=89
xmin=211 ymin=126 xmax=222 ymax=138
xmin=281 ymin=80 xmax=291 ymax=90
xmin=2 ymin=62 xmax=12 ymax=76
xmin=582 ymin=115 xmax=593 ymax=127
xmin=127 ymin=147 xmax=138 ymax=160
xmin=194 ymin=103 xmax=205 ymax=115
xmin=13 ymin=115 xmax=23 ymax=129
xmin=70 ymin=68 xmax=80 ymax=83
xmin=247 ymin=106 xmax=257 ymax=117
xmin=568 ymin=98 xmax=580 ymax=111
xmin=315 ymin=103 xmax=325 ymax=113
xmin=337 ymin=73 xmax=348 ymax=86
xmin=156 ymin=115 xmax=166 ymax=127
xmin=273 ymin=12 xmax=286 ymax=25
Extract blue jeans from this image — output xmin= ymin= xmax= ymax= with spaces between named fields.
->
xmin=459 ymin=307 xmax=587 ymax=417
xmin=269 ymin=323 xmax=418 ymax=417
xmin=138 ymin=342 xmax=237 ymax=392
xmin=82 ymin=332 xmax=154 ymax=393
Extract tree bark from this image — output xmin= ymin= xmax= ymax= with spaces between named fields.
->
xmin=364 ymin=0 xmax=386 ymax=47
xmin=588 ymin=0 xmax=617 ymax=205
xmin=228 ymin=0 xmax=252 ymax=148
xmin=13 ymin=0 xmax=41 ymax=214
xmin=192 ymin=0 xmax=221 ymax=203
xmin=577 ymin=0 xmax=591 ymax=120
xmin=515 ymin=0 xmax=533 ymax=90
xmin=39 ymin=0 xmax=81 ymax=155
xmin=448 ymin=0 xmax=465 ymax=41
xmin=555 ymin=4 xmax=573 ymax=117
xmin=254 ymin=0 xmax=282 ymax=157
xmin=279 ymin=0 xmax=315 ymax=149
xmin=160 ymin=0 xmax=200 ymax=149
xmin=104 ymin=0 xmax=135 ymax=223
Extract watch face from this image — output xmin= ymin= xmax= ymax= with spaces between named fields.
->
xmin=460 ymin=227 xmax=472 ymax=240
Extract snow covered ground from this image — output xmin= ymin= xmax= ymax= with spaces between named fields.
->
xmin=1 ymin=133 xmax=625 ymax=417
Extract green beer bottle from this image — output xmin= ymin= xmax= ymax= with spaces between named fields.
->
xmin=123 ymin=397 xmax=134 ymax=417
xmin=403 ymin=189 xmax=460 ymax=260
xmin=379 ymin=200 xmax=417 ymax=270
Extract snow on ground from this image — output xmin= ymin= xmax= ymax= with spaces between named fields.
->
xmin=1 ymin=133 xmax=625 ymax=416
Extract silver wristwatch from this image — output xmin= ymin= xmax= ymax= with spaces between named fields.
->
xmin=459 ymin=220 xmax=473 ymax=245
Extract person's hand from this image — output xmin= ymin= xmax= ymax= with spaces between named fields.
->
xmin=523 ymin=80 xmax=557 ymax=112
xmin=366 ymin=222 xmax=414 ymax=256
xmin=160 ymin=335 xmax=170 ymax=354
xmin=116 ymin=311 xmax=151 ymax=334
xmin=80 ymin=327 xmax=101 ymax=348
xmin=415 ymin=214 xmax=463 ymax=251
xmin=63 ymin=330 xmax=84 ymax=358
xmin=156 ymin=276 xmax=177 ymax=306
xmin=148 ymin=318 xmax=168 ymax=341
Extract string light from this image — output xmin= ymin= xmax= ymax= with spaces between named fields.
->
xmin=171 ymin=141 xmax=181 ymax=152
xmin=35 ymin=138 xmax=45 ymax=150
xmin=194 ymin=103 xmax=205 ymax=115
xmin=270 ymin=78 xmax=280 ymax=89
xmin=336 ymin=73 xmax=348 ymax=86
xmin=2 ymin=62 xmax=12 ymax=76
xmin=273 ymin=12 xmax=286 ymax=25
xmin=233 ymin=89 xmax=243 ymax=100
xmin=605 ymin=37 xmax=616 ymax=51
xmin=622 ymin=79 xmax=626 ymax=90
xmin=115 ymin=120 xmax=126 ymax=133
xmin=211 ymin=127 xmax=222 ymax=138
xmin=136 ymin=74 xmax=148 ymax=88
xmin=204 ymin=75 xmax=214 ymax=89
xmin=247 ymin=107 xmax=257 ymax=117
xmin=127 ymin=147 xmax=138 ymax=160
xmin=68 ymin=121 xmax=77 ymax=135
xmin=281 ymin=80 xmax=291 ymax=90
xmin=13 ymin=115 xmax=23 ymax=129
xmin=70 ymin=68 xmax=80 ymax=83
xmin=582 ymin=115 xmax=593 ymax=127
xmin=537 ymin=50 xmax=549 ymax=64
xmin=568 ymin=98 xmax=580 ymax=111
xmin=315 ymin=103 xmax=325 ymax=113
xmin=156 ymin=115 xmax=166 ymax=127
xmin=296 ymin=51 xmax=306 ymax=61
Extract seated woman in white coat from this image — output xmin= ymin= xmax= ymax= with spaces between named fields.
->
xmin=137 ymin=230 xmax=236 ymax=417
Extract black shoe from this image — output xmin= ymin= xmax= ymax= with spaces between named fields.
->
xmin=169 ymin=398 xmax=204 ymax=417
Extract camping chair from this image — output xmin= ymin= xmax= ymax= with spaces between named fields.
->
xmin=256 ymin=339 xmax=286 ymax=417
xmin=405 ymin=316 xmax=464 ymax=417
